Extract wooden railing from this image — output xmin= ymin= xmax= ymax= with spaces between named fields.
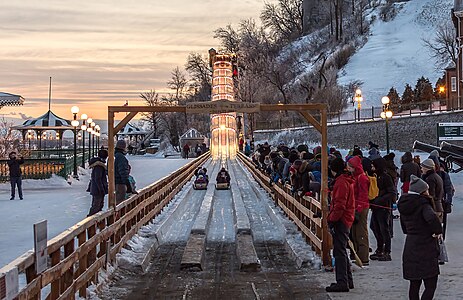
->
xmin=237 ymin=152 xmax=324 ymax=256
xmin=0 ymin=152 xmax=210 ymax=300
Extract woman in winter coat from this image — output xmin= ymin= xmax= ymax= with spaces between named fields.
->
xmin=421 ymin=159 xmax=444 ymax=222
xmin=370 ymin=157 xmax=396 ymax=261
xmin=400 ymin=152 xmax=421 ymax=194
xmin=87 ymin=149 xmax=109 ymax=216
xmin=398 ymin=175 xmax=442 ymax=300
xmin=346 ymin=156 xmax=370 ymax=264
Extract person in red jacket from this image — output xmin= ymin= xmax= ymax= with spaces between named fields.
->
xmin=327 ymin=157 xmax=356 ymax=293
xmin=347 ymin=156 xmax=370 ymax=265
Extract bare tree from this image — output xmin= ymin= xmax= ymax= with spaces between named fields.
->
xmin=0 ymin=117 xmax=21 ymax=157
xmin=185 ymin=53 xmax=212 ymax=101
xmin=167 ymin=67 xmax=188 ymax=102
xmin=140 ymin=89 xmax=166 ymax=138
xmin=214 ymin=25 xmax=240 ymax=53
xmin=423 ymin=20 xmax=458 ymax=69
xmin=261 ymin=0 xmax=303 ymax=42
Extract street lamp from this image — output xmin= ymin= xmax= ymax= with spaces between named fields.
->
xmin=87 ymin=118 xmax=93 ymax=158
xmin=71 ymin=106 xmax=80 ymax=178
xmin=90 ymin=121 xmax=96 ymax=156
xmin=354 ymin=88 xmax=363 ymax=121
xmin=81 ymin=114 xmax=88 ymax=167
xmin=95 ymin=125 xmax=101 ymax=151
xmin=27 ymin=131 xmax=32 ymax=151
xmin=380 ymin=96 xmax=393 ymax=153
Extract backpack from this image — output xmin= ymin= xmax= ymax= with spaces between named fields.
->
xmin=366 ymin=172 xmax=379 ymax=200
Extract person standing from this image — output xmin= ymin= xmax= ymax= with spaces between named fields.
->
xmin=114 ymin=140 xmax=130 ymax=205
xmin=8 ymin=152 xmax=24 ymax=200
xmin=421 ymin=159 xmax=444 ymax=222
xmin=370 ymin=157 xmax=396 ymax=261
xmin=398 ymin=175 xmax=442 ymax=300
xmin=326 ymin=158 xmax=355 ymax=293
xmin=346 ymin=156 xmax=370 ymax=265
xmin=400 ymin=152 xmax=421 ymax=194
xmin=87 ymin=149 xmax=108 ymax=216
xmin=182 ymin=143 xmax=190 ymax=159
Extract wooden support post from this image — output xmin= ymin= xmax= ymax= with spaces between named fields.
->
xmin=320 ymin=108 xmax=332 ymax=266
xmin=62 ymin=240 xmax=75 ymax=294
xmin=50 ymin=250 xmax=61 ymax=299
xmin=77 ymin=231 xmax=87 ymax=298
xmin=108 ymin=110 xmax=115 ymax=209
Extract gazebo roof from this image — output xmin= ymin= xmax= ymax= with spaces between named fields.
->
xmin=180 ymin=128 xmax=204 ymax=139
xmin=0 ymin=92 xmax=25 ymax=107
xmin=12 ymin=110 xmax=73 ymax=131
xmin=117 ymin=122 xmax=147 ymax=136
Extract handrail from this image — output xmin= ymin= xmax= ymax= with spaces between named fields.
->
xmin=237 ymin=152 xmax=324 ymax=257
xmin=0 ymin=152 xmax=210 ymax=300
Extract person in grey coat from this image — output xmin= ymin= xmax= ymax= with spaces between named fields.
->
xmin=421 ymin=159 xmax=444 ymax=222
xmin=114 ymin=140 xmax=130 ymax=205
xmin=398 ymin=175 xmax=442 ymax=300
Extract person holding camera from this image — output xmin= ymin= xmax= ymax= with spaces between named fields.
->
xmin=8 ymin=151 xmax=24 ymax=200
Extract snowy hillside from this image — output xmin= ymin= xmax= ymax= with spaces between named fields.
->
xmin=338 ymin=0 xmax=453 ymax=107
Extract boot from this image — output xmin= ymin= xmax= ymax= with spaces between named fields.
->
xmin=370 ymin=250 xmax=383 ymax=260
xmin=348 ymin=280 xmax=354 ymax=289
xmin=378 ymin=252 xmax=391 ymax=261
xmin=326 ymin=283 xmax=349 ymax=292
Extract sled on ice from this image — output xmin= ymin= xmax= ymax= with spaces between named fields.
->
xmin=215 ymin=167 xmax=231 ymax=190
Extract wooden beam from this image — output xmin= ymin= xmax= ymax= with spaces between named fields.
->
xmin=108 ymin=111 xmax=116 ymax=209
xmin=109 ymin=105 xmax=186 ymax=113
xmin=260 ymin=103 xmax=327 ymax=112
xmin=299 ymin=111 xmax=322 ymax=133
xmin=320 ymin=108 xmax=331 ymax=267
xmin=114 ymin=111 xmax=137 ymax=134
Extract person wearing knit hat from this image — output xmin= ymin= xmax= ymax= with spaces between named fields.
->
xmin=326 ymin=157 xmax=355 ymax=292
xmin=421 ymin=158 xmax=444 ymax=221
xmin=429 ymin=149 xmax=439 ymax=158
xmin=408 ymin=175 xmax=429 ymax=194
xmin=400 ymin=152 xmax=421 ymax=194
xmin=114 ymin=139 xmax=130 ymax=204
xmin=398 ymin=175 xmax=442 ymax=300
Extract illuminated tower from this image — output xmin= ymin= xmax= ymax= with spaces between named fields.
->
xmin=209 ymin=49 xmax=237 ymax=159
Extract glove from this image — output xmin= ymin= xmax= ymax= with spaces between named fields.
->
xmin=328 ymin=221 xmax=335 ymax=235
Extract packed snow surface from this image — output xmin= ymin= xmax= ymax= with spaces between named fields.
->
xmin=338 ymin=0 xmax=453 ymax=107
xmin=0 ymin=155 xmax=189 ymax=268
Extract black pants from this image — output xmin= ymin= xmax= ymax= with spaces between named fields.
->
xmin=409 ymin=276 xmax=438 ymax=300
xmin=10 ymin=176 xmax=23 ymax=199
xmin=370 ymin=209 xmax=391 ymax=253
xmin=332 ymin=221 xmax=353 ymax=286
xmin=88 ymin=195 xmax=104 ymax=216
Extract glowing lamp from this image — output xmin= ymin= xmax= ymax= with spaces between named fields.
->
xmin=386 ymin=111 xmax=393 ymax=118
xmin=71 ymin=120 xmax=79 ymax=127
xmin=81 ymin=114 xmax=88 ymax=120
xmin=381 ymin=96 xmax=390 ymax=105
xmin=380 ymin=112 xmax=386 ymax=119
xmin=71 ymin=106 xmax=80 ymax=114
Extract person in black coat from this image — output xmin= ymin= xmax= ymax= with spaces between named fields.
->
xmin=398 ymin=175 xmax=442 ymax=300
xmin=400 ymin=152 xmax=421 ymax=194
xmin=115 ymin=140 xmax=130 ymax=204
xmin=370 ymin=157 xmax=396 ymax=261
xmin=87 ymin=149 xmax=109 ymax=216
xmin=7 ymin=152 xmax=24 ymax=200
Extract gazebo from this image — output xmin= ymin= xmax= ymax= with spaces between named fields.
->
xmin=179 ymin=128 xmax=205 ymax=150
xmin=0 ymin=92 xmax=25 ymax=108
xmin=12 ymin=110 xmax=73 ymax=151
xmin=116 ymin=122 xmax=147 ymax=154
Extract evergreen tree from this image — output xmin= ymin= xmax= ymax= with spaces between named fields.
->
xmin=402 ymin=84 xmax=414 ymax=111
xmin=415 ymin=77 xmax=434 ymax=110
xmin=387 ymin=87 xmax=401 ymax=113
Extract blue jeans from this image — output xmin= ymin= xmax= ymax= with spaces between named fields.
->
xmin=10 ymin=176 xmax=23 ymax=199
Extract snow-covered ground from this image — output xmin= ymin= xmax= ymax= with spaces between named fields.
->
xmin=339 ymin=0 xmax=453 ymax=107
xmin=0 ymin=155 xmax=190 ymax=268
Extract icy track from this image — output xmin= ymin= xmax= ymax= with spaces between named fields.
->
xmin=0 ymin=155 xmax=191 ymax=268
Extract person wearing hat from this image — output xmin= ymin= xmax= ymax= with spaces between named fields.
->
xmin=326 ymin=157 xmax=355 ymax=292
xmin=398 ymin=175 xmax=442 ymax=300
xmin=400 ymin=152 xmax=421 ymax=194
xmin=7 ymin=151 xmax=24 ymax=200
xmin=114 ymin=139 xmax=130 ymax=204
xmin=421 ymin=158 xmax=444 ymax=222
xmin=87 ymin=149 xmax=109 ymax=216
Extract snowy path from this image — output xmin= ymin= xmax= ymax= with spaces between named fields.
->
xmin=0 ymin=156 xmax=190 ymax=268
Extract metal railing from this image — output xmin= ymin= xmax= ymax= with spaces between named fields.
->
xmin=0 ymin=152 xmax=210 ymax=300
xmin=255 ymin=100 xmax=454 ymax=130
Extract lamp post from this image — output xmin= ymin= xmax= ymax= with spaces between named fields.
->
xmin=354 ymin=88 xmax=363 ymax=121
xmin=87 ymin=118 xmax=93 ymax=158
xmin=71 ymin=106 xmax=80 ymax=178
xmin=27 ymin=131 xmax=32 ymax=151
xmin=90 ymin=121 xmax=96 ymax=156
xmin=380 ymin=96 xmax=393 ymax=154
xmin=94 ymin=125 xmax=100 ymax=151
xmin=81 ymin=114 xmax=87 ymax=167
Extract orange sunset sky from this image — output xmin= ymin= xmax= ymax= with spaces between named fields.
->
xmin=0 ymin=0 xmax=271 ymax=121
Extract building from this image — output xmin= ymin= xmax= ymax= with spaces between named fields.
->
xmin=0 ymin=92 xmax=24 ymax=108
xmin=445 ymin=63 xmax=458 ymax=109
xmin=453 ymin=0 xmax=463 ymax=109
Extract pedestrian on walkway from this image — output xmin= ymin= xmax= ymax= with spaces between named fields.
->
xmin=326 ymin=157 xmax=355 ymax=293
xmin=87 ymin=149 xmax=108 ymax=216
xmin=115 ymin=140 xmax=130 ymax=205
xmin=398 ymin=175 xmax=442 ymax=300
xmin=8 ymin=152 xmax=24 ymax=200
xmin=370 ymin=157 xmax=396 ymax=261
xmin=183 ymin=143 xmax=190 ymax=159
xmin=421 ymin=159 xmax=444 ymax=222
xmin=346 ymin=156 xmax=370 ymax=265
xmin=400 ymin=152 xmax=421 ymax=194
